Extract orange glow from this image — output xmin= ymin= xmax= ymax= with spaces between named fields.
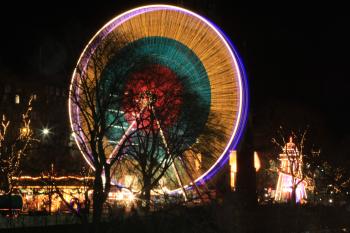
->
xmin=254 ymin=152 xmax=261 ymax=171
xmin=229 ymin=150 xmax=237 ymax=172
xmin=229 ymin=150 xmax=237 ymax=189
xmin=13 ymin=176 xmax=94 ymax=181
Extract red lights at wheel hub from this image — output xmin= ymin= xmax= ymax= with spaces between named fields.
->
xmin=123 ymin=65 xmax=183 ymax=128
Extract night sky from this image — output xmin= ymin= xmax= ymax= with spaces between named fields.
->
xmin=0 ymin=1 xmax=349 ymax=163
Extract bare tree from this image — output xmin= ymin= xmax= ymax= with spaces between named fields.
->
xmin=70 ymin=33 xmax=224 ymax=227
xmin=113 ymin=66 xmax=217 ymax=211
xmin=0 ymin=97 xmax=35 ymax=194
xmin=69 ymin=35 xmax=139 ymax=230
xmin=272 ymin=127 xmax=321 ymax=204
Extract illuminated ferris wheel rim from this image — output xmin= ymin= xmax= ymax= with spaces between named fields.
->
xmin=68 ymin=4 xmax=249 ymax=190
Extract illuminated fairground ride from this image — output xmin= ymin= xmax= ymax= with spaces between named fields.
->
xmin=275 ymin=137 xmax=307 ymax=203
xmin=69 ymin=5 xmax=249 ymax=197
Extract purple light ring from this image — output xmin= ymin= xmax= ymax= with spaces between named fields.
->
xmin=68 ymin=5 xmax=249 ymax=190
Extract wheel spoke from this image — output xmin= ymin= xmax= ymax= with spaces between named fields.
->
xmin=151 ymin=106 xmax=188 ymax=200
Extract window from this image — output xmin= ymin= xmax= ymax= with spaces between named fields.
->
xmin=15 ymin=94 xmax=20 ymax=104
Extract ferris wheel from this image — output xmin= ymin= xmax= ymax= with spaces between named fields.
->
xmin=69 ymin=5 xmax=249 ymax=194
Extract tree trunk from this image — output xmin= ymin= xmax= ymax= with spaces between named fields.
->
xmin=92 ymin=194 xmax=103 ymax=233
xmin=145 ymin=187 xmax=151 ymax=213
xmin=92 ymin=171 xmax=103 ymax=233
xmin=291 ymin=185 xmax=297 ymax=205
xmin=91 ymin=167 xmax=111 ymax=233
xmin=143 ymin=176 xmax=152 ymax=213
